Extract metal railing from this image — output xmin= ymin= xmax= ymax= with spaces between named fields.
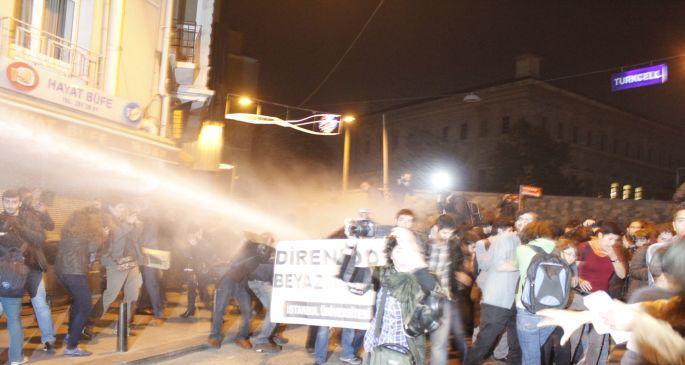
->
xmin=0 ymin=17 xmax=101 ymax=86
xmin=170 ymin=21 xmax=201 ymax=63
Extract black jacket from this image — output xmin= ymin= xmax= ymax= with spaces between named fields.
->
xmin=1 ymin=211 xmax=47 ymax=272
xmin=56 ymin=208 xmax=104 ymax=275
xmin=223 ymin=241 xmax=274 ymax=282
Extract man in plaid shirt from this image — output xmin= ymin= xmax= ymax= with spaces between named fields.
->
xmin=426 ymin=214 xmax=468 ymax=365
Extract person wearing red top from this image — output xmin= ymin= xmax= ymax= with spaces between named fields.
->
xmin=576 ymin=222 xmax=626 ymax=365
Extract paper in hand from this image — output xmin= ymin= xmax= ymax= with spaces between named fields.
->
xmin=582 ymin=291 xmax=631 ymax=344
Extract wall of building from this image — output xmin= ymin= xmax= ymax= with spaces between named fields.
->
xmin=350 ymin=78 xmax=685 ymax=200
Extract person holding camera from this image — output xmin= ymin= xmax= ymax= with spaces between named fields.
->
xmin=1 ymin=189 xmax=56 ymax=353
xmin=364 ymin=221 xmax=440 ymax=365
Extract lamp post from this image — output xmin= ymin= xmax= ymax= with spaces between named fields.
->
xmin=341 ymin=116 xmax=355 ymax=192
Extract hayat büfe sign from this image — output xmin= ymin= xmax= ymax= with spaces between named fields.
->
xmin=611 ymin=63 xmax=668 ymax=91
xmin=0 ymin=57 xmax=143 ymax=126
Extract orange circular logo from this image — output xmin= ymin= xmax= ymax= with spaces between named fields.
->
xmin=6 ymin=62 xmax=39 ymax=92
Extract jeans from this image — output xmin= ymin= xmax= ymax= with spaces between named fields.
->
xmin=186 ymin=270 xmax=211 ymax=310
xmin=0 ymin=297 xmax=24 ymax=362
xmin=314 ymin=327 xmax=361 ymax=364
xmin=248 ymin=280 xmax=277 ymax=345
xmin=466 ymin=303 xmax=521 ymax=365
xmin=26 ymin=270 xmax=56 ymax=344
xmin=57 ymin=273 xmax=92 ymax=349
xmin=101 ymin=265 xmax=143 ymax=317
xmin=430 ymin=300 xmax=468 ymax=365
xmin=141 ymin=266 xmax=164 ymax=318
xmin=209 ymin=276 xmax=252 ymax=341
xmin=579 ymin=323 xmax=610 ymax=365
xmin=516 ymin=308 xmax=554 ymax=365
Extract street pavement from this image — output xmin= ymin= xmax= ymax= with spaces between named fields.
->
xmin=0 ymin=291 xmax=626 ymax=364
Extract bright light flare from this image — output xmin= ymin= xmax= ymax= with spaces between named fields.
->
xmin=237 ymin=96 xmax=254 ymax=106
xmin=431 ymin=171 xmax=453 ymax=191
xmin=342 ymin=115 xmax=356 ymax=123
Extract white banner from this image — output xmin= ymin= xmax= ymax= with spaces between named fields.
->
xmin=270 ymin=238 xmax=386 ymax=330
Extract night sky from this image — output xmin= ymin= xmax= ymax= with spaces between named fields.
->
xmin=223 ymin=1 xmax=685 ymax=125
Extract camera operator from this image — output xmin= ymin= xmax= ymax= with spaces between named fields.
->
xmin=1 ymin=189 xmax=56 ymax=352
xmin=208 ymin=232 xmax=274 ymax=350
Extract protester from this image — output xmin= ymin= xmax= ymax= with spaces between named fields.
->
xmin=208 ymin=233 xmax=273 ymax=350
xmin=627 ymin=226 xmax=657 ymax=298
xmin=1 ymin=189 xmax=56 ymax=352
xmin=134 ymin=199 xmax=165 ymax=325
xmin=514 ymin=220 xmax=557 ymax=365
xmin=179 ymin=224 xmax=213 ymax=318
xmin=576 ymin=221 xmax=627 ymax=364
xmin=364 ymin=225 xmax=437 ymax=365
xmin=56 ymin=206 xmax=104 ymax=356
xmin=466 ymin=218 xmax=521 ymax=365
xmin=425 ymin=214 xmax=467 ymax=365
xmin=94 ymin=199 xmax=144 ymax=331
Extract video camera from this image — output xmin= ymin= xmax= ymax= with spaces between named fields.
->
xmin=344 ymin=218 xmax=376 ymax=238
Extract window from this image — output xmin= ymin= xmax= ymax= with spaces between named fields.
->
xmin=441 ymin=127 xmax=449 ymax=142
xmin=613 ymin=137 xmax=618 ymax=154
xmin=572 ymin=126 xmax=579 ymax=144
xmin=44 ymin=0 xmax=77 ymax=39
xmin=14 ymin=0 xmax=32 ymax=23
xmin=501 ymin=116 xmax=511 ymax=134
xmin=460 ymin=123 xmax=468 ymax=140
xmin=648 ymin=147 xmax=653 ymax=162
xmin=625 ymin=142 xmax=630 ymax=158
xmin=557 ymin=121 xmax=564 ymax=140
xmin=479 ymin=120 xmax=488 ymax=137
xmin=600 ymin=134 xmax=607 ymax=152
xmin=586 ymin=130 xmax=592 ymax=147
xmin=541 ymin=117 xmax=548 ymax=131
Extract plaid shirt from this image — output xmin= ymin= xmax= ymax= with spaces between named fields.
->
xmin=364 ymin=287 xmax=409 ymax=351
xmin=427 ymin=242 xmax=452 ymax=300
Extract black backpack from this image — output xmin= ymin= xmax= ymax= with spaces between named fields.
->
xmin=521 ymin=245 xmax=571 ymax=313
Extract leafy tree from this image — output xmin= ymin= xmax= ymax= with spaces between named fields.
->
xmin=489 ymin=119 xmax=580 ymax=195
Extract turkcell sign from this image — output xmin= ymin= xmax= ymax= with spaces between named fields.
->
xmin=611 ymin=64 xmax=668 ymax=91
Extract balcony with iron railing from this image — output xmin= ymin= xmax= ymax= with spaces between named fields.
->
xmin=0 ymin=17 xmax=102 ymax=87
xmin=170 ymin=20 xmax=201 ymax=63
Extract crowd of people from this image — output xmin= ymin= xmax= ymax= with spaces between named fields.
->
xmin=0 ymin=185 xmax=684 ymax=365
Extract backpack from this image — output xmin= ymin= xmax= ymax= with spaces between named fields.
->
xmin=521 ymin=245 xmax=571 ymax=313
xmin=0 ymin=240 xmax=29 ymax=296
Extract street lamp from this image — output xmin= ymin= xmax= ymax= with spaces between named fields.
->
xmin=237 ymin=96 xmax=254 ymax=106
xmin=431 ymin=170 xmax=453 ymax=191
xmin=342 ymin=115 xmax=356 ymax=124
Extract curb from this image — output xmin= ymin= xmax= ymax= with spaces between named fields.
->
xmin=119 ymin=343 xmax=210 ymax=365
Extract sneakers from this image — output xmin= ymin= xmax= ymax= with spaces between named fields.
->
xmin=234 ymin=338 xmax=253 ymax=349
xmin=254 ymin=342 xmax=281 ymax=353
xmin=43 ymin=341 xmax=56 ymax=352
xmin=207 ymin=337 xmax=222 ymax=349
xmin=10 ymin=356 xmax=28 ymax=365
xmin=180 ymin=308 xmax=196 ymax=318
xmin=340 ymin=356 xmax=362 ymax=365
xmin=64 ymin=347 xmax=92 ymax=357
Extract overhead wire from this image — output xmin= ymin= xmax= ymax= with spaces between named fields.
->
xmin=299 ymin=0 xmax=386 ymax=107
xmin=307 ymin=53 xmax=685 ymax=109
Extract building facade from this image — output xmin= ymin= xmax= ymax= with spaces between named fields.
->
xmin=349 ymin=55 xmax=685 ymax=200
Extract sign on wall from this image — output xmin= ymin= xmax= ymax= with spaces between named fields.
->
xmin=611 ymin=64 xmax=668 ymax=92
xmin=0 ymin=57 xmax=143 ymax=126
xmin=270 ymin=238 xmax=386 ymax=330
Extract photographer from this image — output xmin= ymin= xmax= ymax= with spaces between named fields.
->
xmin=364 ymin=224 xmax=438 ymax=365
xmin=1 ymin=189 xmax=56 ymax=352
xmin=208 ymin=233 xmax=274 ymax=350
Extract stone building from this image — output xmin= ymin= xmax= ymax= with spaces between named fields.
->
xmin=349 ymin=55 xmax=685 ymax=200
